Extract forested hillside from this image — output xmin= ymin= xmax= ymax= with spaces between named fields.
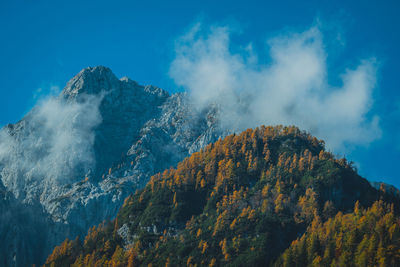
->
xmin=275 ymin=200 xmax=400 ymax=266
xmin=44 ymin=126 xmax=400 ymax=267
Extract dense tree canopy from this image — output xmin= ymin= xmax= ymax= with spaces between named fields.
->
xmin=275 ymin=200 xmax=400 ymax=267
xmin=44 ymin=126 xmax=399 ymax=267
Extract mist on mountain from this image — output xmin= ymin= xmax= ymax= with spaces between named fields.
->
xmin=170 ymin=23 xmax=381 ymax=151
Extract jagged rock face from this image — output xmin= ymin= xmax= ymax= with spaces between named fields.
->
xmin=62 ymin=66 xmax=170 ymax=180
xmin=0 ymin=66 xmax=224 ymax=267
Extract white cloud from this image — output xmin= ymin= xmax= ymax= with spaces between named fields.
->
xmin=169 ymin=23 xmax=381 ymax=151
xmin=0 ymin=93 xmax=103 ymax=190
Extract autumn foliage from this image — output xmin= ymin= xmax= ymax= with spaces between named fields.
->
xmin=44 ymin=126 xmax=400 ymax=267
xmin=276 ymin=200 xmax=400 ymax=267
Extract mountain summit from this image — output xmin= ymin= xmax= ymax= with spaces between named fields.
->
xmin=0 ymin=66 xmax=223 ymax=267
xmin=62 ymin=66 xmax=120 ymax=98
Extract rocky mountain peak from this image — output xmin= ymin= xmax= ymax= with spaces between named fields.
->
xmin=62 ymin=66 xmax=120 ymax=99
xmin=0 ymin=66 xmax=223 ymax=267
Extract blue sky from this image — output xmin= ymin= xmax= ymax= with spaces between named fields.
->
xmin=0 ymin=0 xmax=399 ymax=187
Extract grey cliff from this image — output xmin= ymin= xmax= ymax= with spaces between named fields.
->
xmin=0 ymin=66 xmax=225 ymax=267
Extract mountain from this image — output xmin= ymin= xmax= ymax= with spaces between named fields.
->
xmin=43 ymin=126 xmax=400 ymax=267
xmin=0 ymin=66 xmax=225 ymax=266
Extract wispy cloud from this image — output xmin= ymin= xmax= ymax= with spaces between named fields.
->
xmin=169 ymin=22 xmax=381 ymax=151
xmin=0 ymin=93 xmax=103 ymax=192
